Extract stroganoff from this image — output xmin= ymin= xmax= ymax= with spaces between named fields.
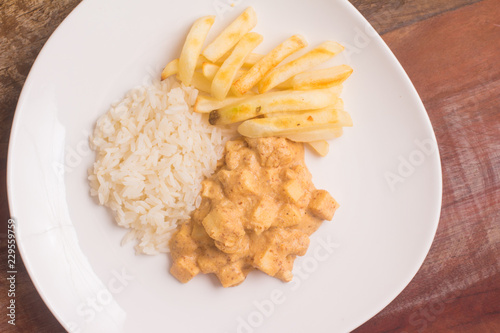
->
xmin=169 ymin=137 xmax=338 ymax=287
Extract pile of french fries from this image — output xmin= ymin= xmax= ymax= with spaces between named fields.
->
xmin=161 ymin=7 xmax=353 ymax=157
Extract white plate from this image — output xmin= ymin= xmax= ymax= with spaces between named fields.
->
xmin=8 ymin=0 xmax=442 ymax=332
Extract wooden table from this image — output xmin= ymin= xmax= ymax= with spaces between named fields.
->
xmin=1 ymin=0 xmax=499 ymax=332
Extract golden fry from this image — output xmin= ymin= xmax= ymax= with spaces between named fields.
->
xmin=178 ymin=16 xmax=216 ymax=85
xmin=232 ymin=35 xmax=308 ymax=95
xmin=307 ymin=141 xmax=329 ymax=156
xmin=264 ymin=98 xmax=344 ymax=118
xmin=164 ymin=9 xmax=353 ymax=154
xmin=290 ymin=65 xmax=353 ymax=90
xmin=242 ymin=53 xmax=264 ymax=67
xmin=194 ymin=94 xmax=253 ymax=113
xmin=237 ymin=108 xmax=352 ymax=138
xmin=161 ymin=57 xmax=209 ymax=80
xmin=202 ymin=62 xmax=246 ymax=81
xmin=178 ymin=72 xmax=212 ymax=94
xmin=161 ymin=59 xmax=179 ymax=80
xmin=211 ymin=32 xmax=263 ymax=100
xmin=209 ymin=86 xmax=342 ymax=125
xmin=202 ymin=7 xmax=258 ymax=62
xmin=216 ymin=52 xmax=263 ymax=68
xmin=285 ymin=127 xmax=344 ymax=142
xmin=258 ymin=41 xmax=345 ymax=93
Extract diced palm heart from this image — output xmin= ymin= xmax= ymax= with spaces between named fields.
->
xmin=161 ymin=6 xmax=353 ymax=157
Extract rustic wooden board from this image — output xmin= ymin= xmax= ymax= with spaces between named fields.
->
xmin=1 ymin=2 xmax=86 ymax=331
xmin=353 ymin=0 xmax=500 ymax=331
xmin=350 ymin=0 xmax=482 ymax=34
xmin=1 ymin=0 xmax=498 ymax=332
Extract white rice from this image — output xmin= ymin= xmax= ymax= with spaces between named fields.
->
xmin=88 ymin=77 xmax=233 ymax=254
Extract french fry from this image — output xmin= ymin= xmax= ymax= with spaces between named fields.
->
xmin=209 ymin=86 xmax=342 ymax=125
xmin=202 ymin=62 xmax=246 ymax=81
xmin=285 ymin=127 xmax=344 ymax=142
xmin=161 ymin=59 xmax=179 ymax=80
xmin=178 ymin=16 xmax=216 ymax=85
xmin=177 ymin=72 xmax=212 ymax=94
xmin=274 ymin=78 xmax=293 ymax=89
xmin=258 ymin=41 xmax=345 ymax=93
xmin=216 ymin=52 xmax=264 ymax=67
xmin=202 ymin=62 xmax=221 ymax=80
xmin=336 ymin=98 xmax=344 ymax=110
xmin=232 ymin=35 xmax=308 ymax=95
xmin=211 ymin=32 xmax=263 ymax=100
xmin=161 ymin=57 xmax=209 ymax=80
xmin=237 ymin=108 xmax=352 ymax=138
xmin=276 ymin=66 xmax=352 ymax=90
xmin=307 ymin=141 xmax=329 ymax=156
xmin=194 ymin=94 xmax=254 ymax=113
xmin=242 ymin=53 xmax=264 ymax=67
xmin=290 ymin=65 xmax=353 ymax=90
xmin=264 ymin=98 xmax=344 ymax=118
xmin=163 ymin=8 xmax=353 ymax=157
xmin=202 ymin=7 xmax=258 ymax=62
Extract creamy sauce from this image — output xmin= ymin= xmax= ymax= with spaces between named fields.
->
xmin=169 ymin=137 xmax=338 ymax=287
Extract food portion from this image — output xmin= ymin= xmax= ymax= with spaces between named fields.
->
xmin=88 ymin=78 xmax=233 ymax=254
xmin=237 ymin=107 xmax=353 ymax=139
xmin=211 ymin=32 xmax=263 ymax=100
xmin=162 ymin=6 xmax=353 ymax=157
xmin=169 ymin=137 xmax=338 ymax=287
xmin=89 ymin=7 xmax=350 ymax=286
xmin=161 ymin=7 xmax=349 ymax=285
xmin=202 ymin=7 xmax=258 ymax=63
xmin=257 ymin=41 xmax=345 ymax=93
xmin=178 ymin=15 xmax=215 ymax=85
xmin=208 ymin=87 xmax=343 ymax=125
xmin=232 ymin=34 xmax=308 ymax=95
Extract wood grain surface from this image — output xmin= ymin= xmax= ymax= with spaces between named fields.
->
xmin=1 ymin=0 xmax=499 ymax=332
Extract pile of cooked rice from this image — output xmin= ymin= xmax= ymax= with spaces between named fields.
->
xmin=88 ymin=77 xmax=233 ymax=254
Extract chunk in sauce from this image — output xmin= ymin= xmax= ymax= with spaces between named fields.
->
xmin=169 ymin=137 xmax=339 ymax=287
